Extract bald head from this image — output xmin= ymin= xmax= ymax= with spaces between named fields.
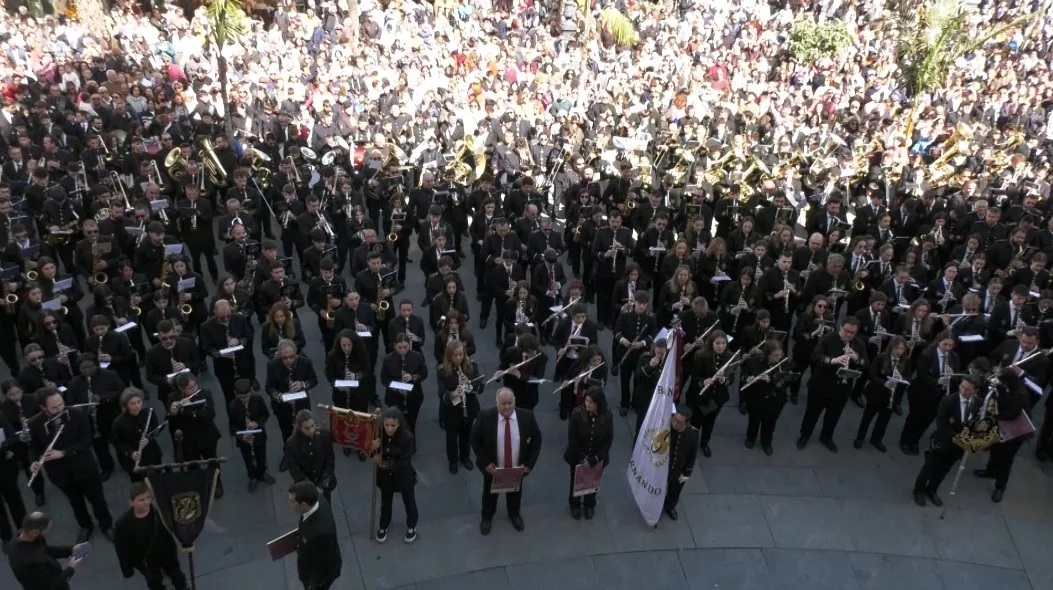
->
xmin=496 ymin=388 xmax=516 ymax=417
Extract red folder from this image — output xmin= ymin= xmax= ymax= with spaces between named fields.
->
xmin=266 ymin=529 xmax=298 ymax=561
xmin=572 ymin=462 xmax=604 ymax=497
xmin=490 ymin=467 xmax=525 ymax=494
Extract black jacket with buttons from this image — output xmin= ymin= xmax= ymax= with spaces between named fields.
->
xmin=563 ymin=407 xmax=614 ymax=466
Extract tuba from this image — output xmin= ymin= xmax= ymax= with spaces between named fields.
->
xmin=195 ymin=136 xmax=228 ymax=185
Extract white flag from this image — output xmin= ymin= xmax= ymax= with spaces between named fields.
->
xmin=626 ymin=331 xmax=678 ymax=527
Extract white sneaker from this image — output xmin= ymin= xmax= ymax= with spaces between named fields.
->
xmin=375 ymin=529 xmax=387 ymax=543
xmin=404 ymin=528 xmax=417 ymax=544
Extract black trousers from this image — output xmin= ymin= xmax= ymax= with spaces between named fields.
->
xmin=273 ymin=399 xmax=310 ymax=443
xmin=568 ymin=465 xmax=597 ymax=509
xmin=56 ymin=473 xmax=113 ymax=530
xmin=746 ymin=404 xmax=783 ymax=446
xmin=187 ymin=243 xmax=219 ymax=282
xmin=481 ymin=472 xmax=523 ymax=520
xmin=664 ymin=478 xmax=685 ymax=511
xmin=0 ymin=321 xmax=20 ymax=377
xmin=618 ymin=361 xmax=633 ymax=409
xmin=690 ymin=405 xmax=722 ymax=447
xmin=394 ymin=236 xmax=410 ymax=284
xmin=900 ymin=392 xmax=941 ymax=447
xmin=0 ymin=466 xmax=27 ymax=541
xmin=568 ymin=242 xmax=582 ymax=274
xmin=14 ymin=447 xmax=45 ymax=497
xmin=800 ymin=392 xmax=848 ymax=441
xmin=913 ymin=446 xmax=964 ymax=495
xmin=378 ymin=486 xmax=419 ymax=530
xmin=237 ymin=436 xmax=268 ymax=480
xmin=856 ymin=401 xmax=893 ymax=443
xmin=986 ymin=438 xmax=1025 ymax=491
xmin=581 ymin=256 xmax=595 ymax=297
xmin=443 ymin=410 xmax=473 ymax=464
xmin=92 ymin=406 xmax=117 ymax=474
xmin=385 ymin=391 xmax=422 ymax=434
xmin=594 ymin=275 xmax=617 ymax=325
xmin=1035 ymin=403 xmax=1053 ymax=457
xmin=473 ymin=253 xmax=487 ymax=297
xmin=139 ymin=550 xmax=188 ymax=590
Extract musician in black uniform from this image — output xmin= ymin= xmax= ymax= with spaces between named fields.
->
xmin=227 ymin=379 xmax=276 ymax=492
xmin=855 ymin=336 xmax=910 ymax=452
xmin=974 ymin=371 xmax=1030 ymax=502
xmin=741 ymin=340 xmax=791 ymax=455
xmin=685 ymin=330 xmax=735 ymax=457
xmin=200 ymin=299 xmax=255 ymax=405
xmin=912 ymin=375 xmax=982 ymax=507
xmin=177 ymin=183 xmax=218 ymax=281
xmin=7 ymin=512 xmax=89 ymax=590
xmin=590 ymin=210 xmax=634 ymax=328
xmin=284 ymin=409 xmax=337 ymax=501
xmin=563 ymin=387 xmax=613 ymax=520
xmin=611 ymin=291 xmax=655 ymax=416
xmin=899 ymin=331 xmax=960 ymax=455
xmin=29 ymin=387 xmax=113 ymax=542
xmin=1 ymin=379 xmax=46 ymax=506
xmin=144 ymin=319 xmax=200 ymax=407
xmin=436 ymin=341 xmax=483 ymax=473
xmin=114 ymin=482 xmax=189 ymax=590
xmin=387 ymin=300 xmax=427 ymax=354
xmin=798 ymin=317 xmax=868 ymax=453
xmin=332 ymin=289 xmax=379 ymax=369
xmin=64 ymin=354 xmax=124 ymax=480
xmin=380 ymin=333 xmax=429 ymax=433
xmin=167 ymin=373 xmax=223 ymax=497
xmin=266 ymin=338 xmax=318 ymax=457
xmin=632 ymin=339 xmax=668 ymax=439
xmin=110 ymin=388 xmax=162 ymax=482
xmin=0 ymin=408 xmax=27 ymax=544
xmin=307 ymin=257 xmax=347 ymax=351
xmin=662 ymin=408 xmax=700 ymax=521
xmin=497 ymin=334 xmax=547 ymax=410
xmin=258 ymin=263 xmax=305 ymax=318
xmin=355 ymin=252 xmax=394 ymax=350
xmin=481 ymin=249 xmax=526 ymax=343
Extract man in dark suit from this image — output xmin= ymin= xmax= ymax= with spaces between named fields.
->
xmin=287 ymin=481 xmax=342 ymax=590
xmin=7 ymin=512 xmax=88 ymax=590
xmin=470 ymin=388 xmax=542 ymax=535
xmin=900 ymin=331 xmax=961 ymax=455
xmin=113 ymin=483 xmax=188 ymax=590
xmin=663 ymin=407 xmax=700 ymax=521
xmin=798 ymin=317 xmax=868 ymax=453
xmin=912 ymin=376 xmax=982 ymax=507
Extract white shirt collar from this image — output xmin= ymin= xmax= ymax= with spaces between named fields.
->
xmin=303 ymin=501 xmax=320 ymax=520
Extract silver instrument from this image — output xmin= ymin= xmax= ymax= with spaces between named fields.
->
xmin=888 ymin=358 xmax=902 ymax=410
xmin=27 ymin=424 xmax=64 ymax=488
xmin=454 ymin=367 xmax=470 ymax=417
xmin=782 ymin=272 xmax=791 ymax=315
xmin=907 ymin=319 xmax=921 ymax=351
xmin=731 ymin=291 xmax=747 ymax=334
xmin=87 ymin=376 xmax=99 ymax=439
xmin=132 ymin=408 xmax=153 ymax=471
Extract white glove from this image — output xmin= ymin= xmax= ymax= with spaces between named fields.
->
xmin=678 ymin=475 xmax=689 ymax=484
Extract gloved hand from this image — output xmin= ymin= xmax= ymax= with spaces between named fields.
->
xmin=587 ymin=455 xmax=599 ymax=467
xmin=678 ymin=475 xmax=689 ymax=484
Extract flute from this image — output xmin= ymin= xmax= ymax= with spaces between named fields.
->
xmin=739 ymin=358 xmax=788 ymax=392
xmin=132 ymin=408 xmax=153 ymax=472
xmin=681 ymin=320 xmax=721 ymax=360
xmin=541 ymin=296 xmax=581 ymax=326
xmin=552 ymin=363 xmax=606 ymax=393
xmin=28 ymin=424 xmax=64 ymax=488
xmin=488 ymin=353 xmax=542 ymax=383
xmin=699 ymin=350 xmax=742 ymax=396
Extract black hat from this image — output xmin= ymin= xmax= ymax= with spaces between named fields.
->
xmin=234 ymin=379 xmax=252 ymax=395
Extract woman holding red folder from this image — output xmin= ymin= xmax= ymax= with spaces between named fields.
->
xmin=563 ymin=387 xmax=613 ymax=521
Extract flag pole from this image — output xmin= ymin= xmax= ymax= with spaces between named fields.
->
xmin=368 ymin=409 xmax=381 ymax=539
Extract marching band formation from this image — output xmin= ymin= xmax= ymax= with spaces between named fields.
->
xmin=0 ymin=59 xmax=1052 ymax=590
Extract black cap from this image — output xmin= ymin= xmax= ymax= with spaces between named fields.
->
xmin=234 ymin=378 xmax=252 ymax=395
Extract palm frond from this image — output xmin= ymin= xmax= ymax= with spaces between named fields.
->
xmin=599 ymin=8 xmax=638 ymax=47
xmin=206 ymin=0 xmax=250 ymax=46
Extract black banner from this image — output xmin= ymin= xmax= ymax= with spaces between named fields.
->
xmin=145 ymin=466 xmax=220 ymax=549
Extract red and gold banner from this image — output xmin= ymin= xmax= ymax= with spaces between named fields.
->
xmin=328 ymin=409 xmax=376 ymax=454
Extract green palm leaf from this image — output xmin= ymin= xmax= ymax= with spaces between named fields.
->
xmin=205 ymin=0 xmax=250 ymax=138
xmin=599 ymin=8 xmax=637 ymax=47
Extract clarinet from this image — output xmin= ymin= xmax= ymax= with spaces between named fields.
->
xmin=888 ymin=357 xmax=900 ymax=410
xmin=344 ymin=353 xmax=354 ymax=410
xmin=17 ymin=403 xmax=30 ymax=443
xmin=87 ymin=376 xmax=99 ymax=439
xmin=244 ymin=397 xmax=256 ymax=472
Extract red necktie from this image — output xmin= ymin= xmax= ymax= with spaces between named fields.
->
xmin=503 ymin=417 xmax=513 ymax=468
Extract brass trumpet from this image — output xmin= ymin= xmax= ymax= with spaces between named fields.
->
xmin=179 ymin=303 xmax=193 ymax=318
xmin=376 ymin=299 xmax=390 ymax=321
xmin=5 ymin=293 xmax=17 ymax=305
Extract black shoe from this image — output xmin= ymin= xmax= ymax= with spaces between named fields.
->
xmin=893 ymin=405 xmax=903 ymax=416
xmin=611 ymin=364 xmax=620 ymax=377
xmin=98 ymin=528 xmax=114 ymax=543
xmin=992 ymin=488 xmax=1004 ymax=503
xmin=852 ymin=394 xmax=865 ymax=408
xmin=871 ymin=441 xmax=888 ymax=453
xmin=480 ymin=520 xmax=492 ymax=536
xmin=215 ymin=483 xmax=224 ymax=499
xmin=480 ymin=318 xmax=488 ymax=330
xmin=100 ymin=468 xmax=113 ymax=482
xmin=913 ymin=491 xmax=926 ymax=507
xmin=461 ymin=457 xmax=473 ymax=471
xmin=260 ymin=473 xmax=277 ymax=484
xmin=1036 ymin=451 xmax=1049 ymax=462
xmin=34 ymin=494 xmax=45 ymax=507
xmin=763 ymin=444 xmax=774 ymax=456
xmin=790 ymin=394 xmax=799 ymax=405
xmin=619 ymin=406 xmax=628 ymax=417
xmin=910 ymin=445 xmax=920 ymax=456
xmin=973 ymin=469 xmax=994 ymax=479
xmin=927 ymin=493 xmax=943 ymax=507
xmin=248 ymin=479 xmax=259 ymax=493
xmin=820 ymin=438 xmax=838 ymax=453
xmin=796 ymin=437 xmax=808 ymax=450
xmin=449 ymin=462 xmax=458 ymax=474
xmin=701 ymin=445 xmax=712 ymax=458
xmin=251 ymin=378 xmax=261 ymax=391
xmin=343 ymin=447 xmax=353 ymax=457
xmin=571 ymin=506 xmax=582 ymax=520
xmin=76 ymin=528 xmax=93 ymax=544
xmin=510 ymin=515 xmax=525 ymax=531
xmin=584 ymin=506 xmax=595 ymax=520
xmin=358 ymin=452 xmax=368 ymax=462
xmin=404 ymin=528 xmax=418 ymax=543
xmin=744 ymin=439 xmax=755 ymax=449
xmin=420 ymin=299 xmax=430 ymax=307
xmin=376 ymin=528 xmax=388 ymax=543
xmin=738 ymin=402 xmax=747 ymax=415
xmin=900 ymin=443 xmax=912 ymax=455
xmin=279 ymin=458 xmax=288 ymax=472
xmin=852 ymin=439 xmax=863 ymax=450
xmin=664 ymin=507 xmax=678 ymax=521
xmin=559 ymin=410 xmax=568 ymax=421
xmin=476 ymin=294 xmax=484 ymax=302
